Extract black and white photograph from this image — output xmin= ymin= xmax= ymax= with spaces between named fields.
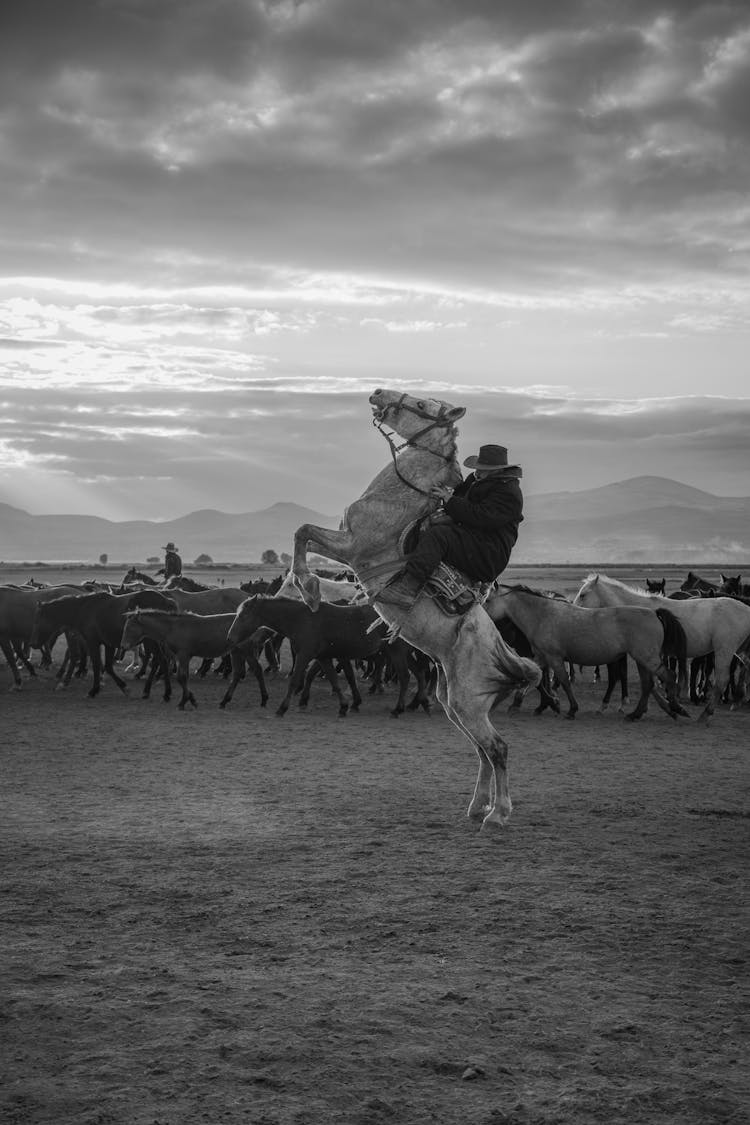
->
xmin=1 ymin=2 xmax=748 ymax=1123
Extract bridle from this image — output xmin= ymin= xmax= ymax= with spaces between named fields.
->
xmin=372 ymin=394 xmax=460 ymax=497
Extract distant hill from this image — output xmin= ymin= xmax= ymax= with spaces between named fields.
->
xmin=1 ymin=476 xmax=749 ymax=564
xmin=521 ymin=476 xmax=750 ymax=563
xmin=0 ymin=500 xmax=340 ymax=565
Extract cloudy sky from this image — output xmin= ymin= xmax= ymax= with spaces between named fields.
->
xmin=1 ymin=0 xmax=749 ymax=521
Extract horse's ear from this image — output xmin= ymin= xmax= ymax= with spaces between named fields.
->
xmin=448 ymin=406 xmax=466 ymax=420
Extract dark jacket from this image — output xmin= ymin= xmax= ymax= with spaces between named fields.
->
xmin=442 ymin=472 xmax=523 ymax=579
xmin=157 ymin=550 xmax=182 ymax=579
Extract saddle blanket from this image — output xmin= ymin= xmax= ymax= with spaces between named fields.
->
xmin=424 ymin=563 xmax=491 ymax=616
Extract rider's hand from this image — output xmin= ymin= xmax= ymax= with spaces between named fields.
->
xmin=429 ymin=484 xmax=453 ymax=502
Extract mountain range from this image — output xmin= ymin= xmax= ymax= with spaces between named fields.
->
xmin=1 ymin=476 xmax=749 ymax=565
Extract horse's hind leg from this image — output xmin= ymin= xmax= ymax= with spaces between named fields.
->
xmin=435 ymin=665 xmax=511 ymax=829
xmin=339 ymin=658 xmax=361 ymax=712
xmin=87 ymin=642 xmax=103 ymax=697
xmin=1 ymin=639 xmax=22 ymax=690
xmin=176 ymin=659 xmax=197 ymax=710
xmin=697 ymin=652 xmax=732 ymax=722
xmin=532 ymin=668 xmax=559 ymax=715
xmin=104 ymin=646 xmax=129 ymax=695
xmin=12 ymin=642 xmax=36 ymax=678
xmin=220 ymin=652 xmax=244 ymax=709
xmin=277 ymin=654 xmax=307 ymax=716
xmin=625 ymin=664 xmax=653 ymax=721
xmin=318 ymin=657 xmax=350 ymax=717
xmin=548 ymin=658 xmax=578 ymax=719
xmin=246 ymin=652 xmax=268 ymax=707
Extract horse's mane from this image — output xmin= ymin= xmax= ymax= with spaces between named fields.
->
xmin=504 ymin=583 xmax=546 ymax=598
xmin=124 ymin=606 xmax=179 ymax=617
xmin=500 ymin=583 xmax=565 ymax=600
xmin=581 ymin=572 xmax=660 ymax=599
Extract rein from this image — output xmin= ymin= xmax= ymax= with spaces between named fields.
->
xmin=372 ymin=395 xmax=458 ymax=498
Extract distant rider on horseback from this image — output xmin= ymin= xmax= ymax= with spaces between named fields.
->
xmin=157 ymin=541 xmax=182 ymax=580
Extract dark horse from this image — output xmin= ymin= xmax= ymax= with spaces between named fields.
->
xmin=121 ymin=567 xmax=158 ymax=587
xmin=227 ymin=596 xmax=408 ymax=717
xmin=30 ymin=588 xmax=176 ymax=697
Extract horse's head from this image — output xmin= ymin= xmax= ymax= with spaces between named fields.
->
xmin=369 ymin=388 xmax=465 ymax=444
xmin=719 ymin=573 xmax=742 ymax=596
xmin=121 ymin=610 xmax=144 ymax=648
xmin=681 ymin=571 xmax=717 ymax=595
xmin=227 ymin=595 xmax=261 ymax=644
xmin=646 ymin=578 xmax=666 ymax=594
xmin=572 ymin=573 xmax=601 ymax=607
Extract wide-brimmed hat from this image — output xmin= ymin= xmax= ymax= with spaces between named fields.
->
xmin=463 ymin=444 xmax=521 ymax=472
xmin=162 ymin=542 xmax=179 ymax=552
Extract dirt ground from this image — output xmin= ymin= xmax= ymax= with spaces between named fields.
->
xmin=1 ymin=654 xmax=748 ymax=1125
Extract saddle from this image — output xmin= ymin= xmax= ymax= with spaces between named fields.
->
xmin=395 ymin=517 xmax=491 ymax=616
xmin=423 ymin=563 xmax=491 ymax=616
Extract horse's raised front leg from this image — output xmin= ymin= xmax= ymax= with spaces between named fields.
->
xmin=292 ymin=523 xmax=355 ymax=611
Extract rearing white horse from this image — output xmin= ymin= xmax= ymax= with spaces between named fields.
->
xmin=292 ymin=388 xmax=541 ymax=830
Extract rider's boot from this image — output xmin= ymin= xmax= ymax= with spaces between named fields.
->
xmin=379 ymin=570 xmax=424 ymax=609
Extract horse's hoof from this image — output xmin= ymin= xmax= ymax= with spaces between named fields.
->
xmin=467 ymin=802 xmax=490 ymax=823
xmin=480 ymin=810 xmax=510 ymax=831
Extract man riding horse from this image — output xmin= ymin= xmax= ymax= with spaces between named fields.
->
xmin=382 ymin=443 xmax=524 ymax=609
xmin=156 ymin=542 xmax=182 ymax=581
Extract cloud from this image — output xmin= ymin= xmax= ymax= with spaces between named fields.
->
xmin=1 ymin=2 xmax=748 ymax=519
xmin=1 ymin=382 xmax=748 ymax=520
xmin=2 ymin=0 xmax=749 ymax=299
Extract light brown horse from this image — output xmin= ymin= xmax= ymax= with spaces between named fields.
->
xmin=574 ymin=573 xmax=750 ymax=721
xmin=291 ymin=388 xmax=541 ymax=830
xmin=484 ymin=585 xmax=688 ymax=721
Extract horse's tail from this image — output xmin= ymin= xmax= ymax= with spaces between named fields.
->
xmin=736 ymin=629 xmax=750 ymax=657
xmin=655 ymin=607 xmax=688 ymax=684
xmin=491 ymin=628 xmax=541 ymax=706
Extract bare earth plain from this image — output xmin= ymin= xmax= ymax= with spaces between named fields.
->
xmin=1 ymin=564 xmax=748 ymax=1125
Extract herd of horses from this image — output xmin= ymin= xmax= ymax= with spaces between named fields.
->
xmin=2 ymin=390 xmax=749 ymax=829
xmin=3 ymin=565 xmax=748 ymax=722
